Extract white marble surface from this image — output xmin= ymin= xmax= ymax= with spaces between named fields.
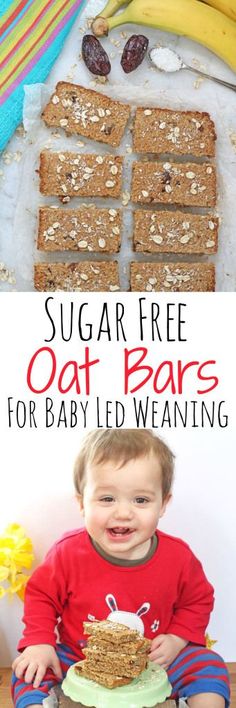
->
xmin=1 ymin=0 xmax=236 ymax=290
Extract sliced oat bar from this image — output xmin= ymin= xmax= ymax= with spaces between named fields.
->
xmin=133 ymin=211 xmax=218 ymax=254
xmin=83 ymin=648 xmax=147 ymax=678
xmin=83 ymin=620 xmax=144 ymax=645
xmin=133 ymin=108 xmax=216 ymax=156
xmin=130 ymin=262 xmax=215 ymax=292
xmin=39 ymin=151 xmax=123 ymax=200
xmin=74 ymin=661 xmax=131 ymax=688
xmin=34 ymin=262 xmax=120 ymax=292
xmin=42 ymin=82 xmax=130 ymax=147
xmin=87 ymin=636 xmax=151 ymax=653
xmin=37 ymin=206 xmax=121 ymax=252
xmin=131 ymin=161 xmax=216 ymax=207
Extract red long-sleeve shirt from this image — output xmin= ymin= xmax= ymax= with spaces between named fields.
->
xmin=18 ymin=528 xmax=214 ymax=656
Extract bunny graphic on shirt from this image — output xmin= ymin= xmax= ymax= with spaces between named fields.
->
xmin=87 ymin=593 xmax=160 ymax=634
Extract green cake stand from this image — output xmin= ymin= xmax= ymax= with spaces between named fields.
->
xmin=61 ymin=662 xmax=172 ymax=707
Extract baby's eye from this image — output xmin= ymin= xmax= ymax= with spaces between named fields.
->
xmin=99 ymin=496 xmax=114 ymax=503
xmin=134 ymin=497 xmax=149 ymax=504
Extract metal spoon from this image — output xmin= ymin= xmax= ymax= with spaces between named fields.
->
xmin=149 ymin=46 xmax=236 ymax=92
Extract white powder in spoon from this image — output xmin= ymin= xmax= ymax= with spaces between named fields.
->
xmin=150 ymin=47 xmax=182 ymax=72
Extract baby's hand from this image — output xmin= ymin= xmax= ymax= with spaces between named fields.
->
xmin=149 ymin=634 xmax=188 ymax=669
xmin=12 ymin=644 xmax=62 ymax=688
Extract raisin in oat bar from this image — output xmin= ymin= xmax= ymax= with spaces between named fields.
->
xmin=39 ymin=151 xmax=123 ymax=200
xmin=133 ymin=108 xmax=216 ymax=156
xmin=130 ymin=262 xmax=215 ymax=292
xmin=34 ymin=262 xmax=120 ymax=292
xmin=131 ymin=161 xmax=216 ymax=207
xmin=37 ymin=206 xmax=121 ymax=252
xmin=133 ymin=211 xmax=218 ymax=254
xmin=42 ymin=82 xmax=130 ymax=147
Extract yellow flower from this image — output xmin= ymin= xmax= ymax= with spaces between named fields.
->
xmin=205 ymin=633 xmax=218 ymax=650
xmin=0 ymin=524 xmax=34 ymax=600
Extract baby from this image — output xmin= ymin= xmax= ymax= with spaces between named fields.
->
xmin=12 ymin=429 xmax=230 ymax=707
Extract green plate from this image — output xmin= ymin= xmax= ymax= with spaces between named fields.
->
xmin=62 ymin=662 xmax=172 ymax=707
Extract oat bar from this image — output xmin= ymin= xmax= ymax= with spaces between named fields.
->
xmin=74 ymin=661 xmax=131 ymax=688
xmin=39 ymin=151 xmax=123 ymax=200
xmin=42 ymin=82 xmax=130 ymax=147
xmin=83 ymin=649 xmax=147 ymax=678
xmin=131 ymin=161 xmax=216 ymax=207
xmin=133 ymin=108 xmax=216 ymax=156
xmin=34 ymin=262 xmax=120 ymax=292
xmin=83 ymin=620 xmax=146 ymax=645
xmin=133 ymin=211 xmax=218 ymax=254
xmin=87 ymin=636 xmax=151 ymax=653
xmin=37 ymin=206 xmax=121 ymax=252
xmin=130 ymin=262 xmax=215 ymax=292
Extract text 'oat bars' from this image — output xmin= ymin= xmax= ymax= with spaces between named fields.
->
xmin=37 ymin=206 xmax=121 ymax=252
xmin=131 ymin=161 xmax=216 ymax=207
xmin=133 ymin=211 xmax=218 ymax=255
xmin=34 ymin=262 xmax=120 ymax=292
xmin=130 ymin=262 xmax=215 ymax=292
xmin=133 ymin=108 xmax=216 ymax=156
xmin=39 ymin=151 xmax=123 ymax=200
xmin=42 ymin=82 xmax=130 ymax=147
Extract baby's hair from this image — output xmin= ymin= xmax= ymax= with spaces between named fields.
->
xmin=73 ymin=429 xmax=174 ymax=499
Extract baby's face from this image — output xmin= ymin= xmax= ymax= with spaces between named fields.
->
xmin=79 ymin=453 xmax=170 ymax=560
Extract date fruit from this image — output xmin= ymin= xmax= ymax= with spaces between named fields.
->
xmin=121 ymin=35 xmax=149 ymax=73
xmin=82 ymin=34 xmax=111 ymax=76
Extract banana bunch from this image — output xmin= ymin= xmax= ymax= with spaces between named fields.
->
xmin=92 ymin=0 xmax=236 ymax=71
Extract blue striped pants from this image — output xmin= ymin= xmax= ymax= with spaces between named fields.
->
xmin=12 ymin=643 xmax=230 ymax=707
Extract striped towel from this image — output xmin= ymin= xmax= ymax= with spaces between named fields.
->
xmin=0 ymin=0 xmax=87 ymax=152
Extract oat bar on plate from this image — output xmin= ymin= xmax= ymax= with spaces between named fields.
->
xmin=130 ymin=262 xmax=215 ymax=292
xmin=131 ymin=161 xmax=216 ymax=207
xmin=39 ymin=151 xmax=123 ymax=199
xmin=42 ymin=82 xmax=130 ymax=147
xmin=34 ymin=262 xmax=120 ymax=291
xmin=133 ymin=108 xmax=216 ymax=156
xmin=133 ymin=211 xmax=218 ymax=254
xmin=37 ymin=206 xmax=121 ymax=252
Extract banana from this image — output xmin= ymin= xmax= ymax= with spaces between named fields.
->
xmin=96 ymin=0 xmax=132 ymax=18
xmin=92 ymin=0 xmax=236 ymax=72
xmin=200 ymin=0 xmax=236 ymax=22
